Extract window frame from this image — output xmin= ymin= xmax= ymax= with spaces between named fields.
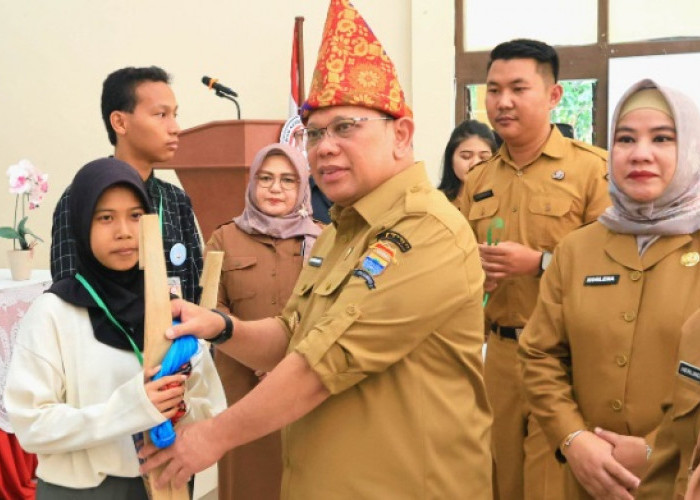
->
xmin=455 ymin=0 xmax=700 ymax=147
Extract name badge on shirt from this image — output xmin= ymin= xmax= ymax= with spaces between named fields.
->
xmin=583 ymin=274 xmax=619 ymax=286
xmin=308 ymin=256 xmax=323 ymax=267
xmin=679 ymin=361 xmax=700 ymax=383
xmin=473 ymin=189 xmax=494 ymax=202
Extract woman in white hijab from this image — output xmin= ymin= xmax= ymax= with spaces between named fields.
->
xmin=518 ymin=79 xmax=700 ymax=500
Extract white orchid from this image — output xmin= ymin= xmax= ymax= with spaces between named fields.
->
xmin=1 ymin=160 xmax=48 ymax=250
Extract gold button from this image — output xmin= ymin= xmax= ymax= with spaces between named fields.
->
xmin=615 ymin=354 xmax=628 ymax=367
xmin=629 ymin=270 xmax=642 ymax=281
xmin=346 ymin=305 xmax=357 ymax=315
xmin=623 ymin=311 xmax=636 ymax=322
xmin=611 ymin=399 xmax=623 ymax=411
xmin=325 ymin=283 xmax=332 ymax=291
xmin=410 ymin=186 xmax=420 ymax=193
xmin=511 ymin=207 xmax=517 ymax=213
xmin=516 ymin=170 xmax=523 ymax=177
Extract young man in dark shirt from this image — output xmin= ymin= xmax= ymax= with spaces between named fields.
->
xmin=50 ymin=66 xmax=203 ymax=302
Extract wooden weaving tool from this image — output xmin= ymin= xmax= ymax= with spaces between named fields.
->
xmin=139 ymin=214 xmax=189 ymax=500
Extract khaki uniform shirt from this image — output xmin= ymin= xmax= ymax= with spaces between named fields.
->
xmin=638 ymin=307 xmax=700 ymax=499
xmin=205 ymin=224 xmax=308 ymax=500
xmin=278 ymin=162 xmax=492 ymax=499
xmin=519 ymin=223 xmax=700 ymax=454
xmin=207 ymin=223 xmax=305 ymax=321
xmin=460 ymin=127 xmax=609 ymax=326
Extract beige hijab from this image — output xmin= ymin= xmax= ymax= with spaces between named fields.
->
xmin=598 ymin=79 xmax=700 ymax=252
xmin=234 ymin=143 xmax=321 ymax=260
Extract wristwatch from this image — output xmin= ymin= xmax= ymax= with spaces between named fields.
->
xmin=538 ymin=251 xmax=553 ymax=277
xmin=209 ymin=309 xmax=233 ymax=345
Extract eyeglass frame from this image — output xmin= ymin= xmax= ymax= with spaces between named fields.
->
xmin=293 ymin=116 xmax=394 ymax=151
xmin=254 ymin=172 xmax=300 ymax=191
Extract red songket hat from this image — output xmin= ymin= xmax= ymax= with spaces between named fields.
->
xmin=301 ymin=0 xmax=412 ymax=121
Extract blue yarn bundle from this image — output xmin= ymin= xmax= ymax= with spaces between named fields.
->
xmin=149 ymin=331 xmax=200 ymax=448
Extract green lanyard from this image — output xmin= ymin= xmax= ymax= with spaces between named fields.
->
xmin=156 ymin=184 xmax=164 ymax=235
xmin=75 ymin=273 xmax=144 ymax=366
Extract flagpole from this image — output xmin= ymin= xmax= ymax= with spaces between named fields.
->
xmin=295 ymin=16 xmax=305 ymax=110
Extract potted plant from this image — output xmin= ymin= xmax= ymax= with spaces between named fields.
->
xmin=0 ymin=159 xmax=48 ymax=280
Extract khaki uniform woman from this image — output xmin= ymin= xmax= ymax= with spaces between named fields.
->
xmin=206 ymin=143 xmax=321 ymax=500
xmin=519 ymin=80 xmax=700 ymax=500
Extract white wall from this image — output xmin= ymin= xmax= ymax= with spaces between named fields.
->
xmin=0 ymin=1 xmax=454 ymax=269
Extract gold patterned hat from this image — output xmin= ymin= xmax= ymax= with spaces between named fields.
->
xmin=300 ymin=0 xmax=412 ymax=121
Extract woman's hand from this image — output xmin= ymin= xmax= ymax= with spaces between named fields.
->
xmin=564 ymin=430 xmax=639 ymax=499
xmin=595 ymin=427 xmax=650 ymax=479
xmin=144 ymin=365 xmax=186 ymax=419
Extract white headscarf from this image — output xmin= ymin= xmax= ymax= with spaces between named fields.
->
xmin=598 ymin=79 xmax=700 ymax=251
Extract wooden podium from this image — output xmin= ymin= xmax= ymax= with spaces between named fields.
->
xmin=155 ymin=120 xmax=284 ymax=242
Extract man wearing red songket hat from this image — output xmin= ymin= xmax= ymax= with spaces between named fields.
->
xmin=141 ymin=2 xmax=492 ymax=498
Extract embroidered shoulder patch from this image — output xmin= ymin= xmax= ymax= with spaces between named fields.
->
xmin=377 ymin=230 xmax=411 ymax=252
xmin=583 ymin=275 xmax=619 ymax=286
xmin=361 ymin=241 xmax=398 ymax=276
xmin=352 ymin=269 xmax=376 ymax=290
xmin=679 ymin=361 xmax=700 ymax=383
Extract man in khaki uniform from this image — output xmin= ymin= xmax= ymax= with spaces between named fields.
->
xmin=141 ymin=1 xmax=492 ymax=498
xmin=459 ymin=39 xmax=609 ymax=500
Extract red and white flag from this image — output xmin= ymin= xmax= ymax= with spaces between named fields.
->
xmin=289 ymin=19 xmax=302 ymax=117
xmin=281 ymin=17 xmax=305 ymax=148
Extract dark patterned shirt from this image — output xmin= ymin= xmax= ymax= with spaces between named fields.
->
xmin=50 ymin=174 xmax=203 ymax=303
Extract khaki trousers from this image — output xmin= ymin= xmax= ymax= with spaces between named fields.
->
xmin=485 ymin=334 xmax=565 ymax=500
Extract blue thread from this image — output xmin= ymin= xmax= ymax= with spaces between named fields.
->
xmin=149 ymin=321 xmax=199 ymax=449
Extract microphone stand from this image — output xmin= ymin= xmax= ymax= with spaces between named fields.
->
xmin=215 ymin=90 xmax=241 ymax=120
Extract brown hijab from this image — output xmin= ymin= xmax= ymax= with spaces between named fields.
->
xmin=598 ymin=79 xmax=700 ymax=251
xmin=234 ymin=143 xmax=321 ymax=259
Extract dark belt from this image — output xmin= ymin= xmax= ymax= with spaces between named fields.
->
xmin=490 ymin=323 xmax=524 ymax=341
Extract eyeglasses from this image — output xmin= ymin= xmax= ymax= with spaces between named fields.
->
xmin=255 ymin=173 xmax=299 ymax=191
xmin=293 ymin=116 xmax=393 ymax=151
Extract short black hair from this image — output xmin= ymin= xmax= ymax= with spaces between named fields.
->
xmin=487 ymin=39 xmax=559 ymax=83
xmin=101 ymin=66 xmax=170 ymax=146
xmin=437 ymin=120 xmax=497 ymax=201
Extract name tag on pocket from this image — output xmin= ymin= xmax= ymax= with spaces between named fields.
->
xmin=583 ymin=274 xmax=619 ymax=286
xmin=679 ymin=361 xmax=700 ymax=383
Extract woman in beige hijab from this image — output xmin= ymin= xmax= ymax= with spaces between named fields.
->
xmin=206 ymin=143 xmax=322 ymax=500
xmin=519 ymin=79 xmax=700 ymax=500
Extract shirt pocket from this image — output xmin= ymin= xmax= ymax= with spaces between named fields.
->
xmin=467 ymin=197 xmax=500 ymax=242
xmin=671 ymin=375 xmax=700 ymax=421
xmin=311 ymin=268 xmax=351 ymax=299
xmin=221 ymin=256 xmax=257 ymax=302
xmin=527 ymin=195 xmax=573 ymax=248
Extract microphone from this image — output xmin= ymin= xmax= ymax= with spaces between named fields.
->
xmin=201 ymin=76 xmax=238 ymax=98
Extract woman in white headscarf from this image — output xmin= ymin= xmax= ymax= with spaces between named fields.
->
xmin=518 ymin=79 xmax=700 ymax=500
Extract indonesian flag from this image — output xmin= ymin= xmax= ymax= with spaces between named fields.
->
xmin=281 ymin=18 xmax=305 ymax=149
xmin=289 ymin=19 xmax=302 ymax=117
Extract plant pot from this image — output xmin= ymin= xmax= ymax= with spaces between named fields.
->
xmin=7 ymin=249 xmax=33 ymax=281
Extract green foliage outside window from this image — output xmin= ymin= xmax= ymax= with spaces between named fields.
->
xmin=551 ymin=79 xmax=596 ymax=144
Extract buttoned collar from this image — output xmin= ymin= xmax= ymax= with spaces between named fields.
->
xmin=498 ymin=125 xmax=566 ymax=170
xmin=329 ymin=162 xmax=428 ymax=227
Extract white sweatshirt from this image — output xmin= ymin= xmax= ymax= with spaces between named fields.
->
xmin=4 ymin=293 xmax=226 ymax=488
